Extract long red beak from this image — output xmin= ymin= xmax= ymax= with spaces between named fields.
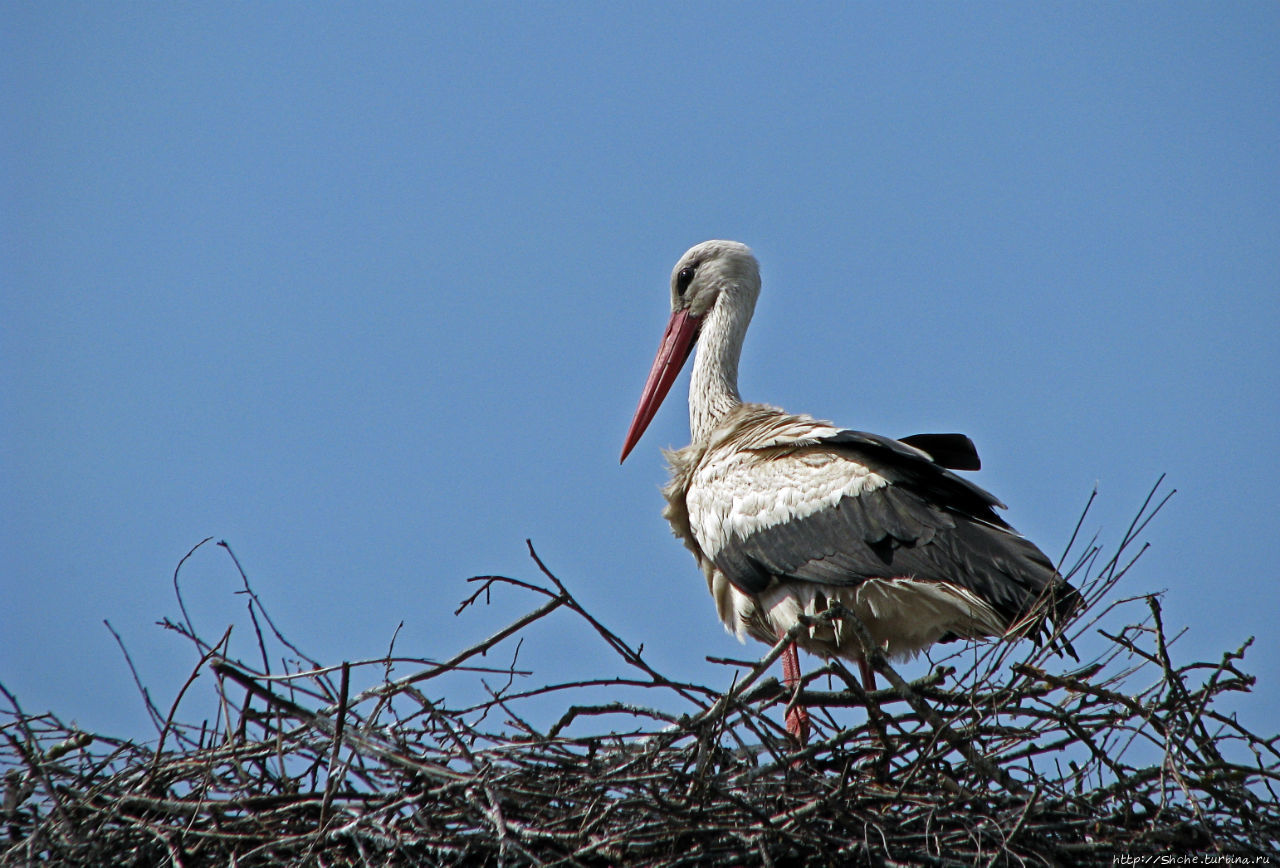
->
xmin=620 ymin=308 xmax=700 ymax=463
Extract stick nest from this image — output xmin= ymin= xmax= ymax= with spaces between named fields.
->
xmin=3 ymin=482 xmax=1278 ymax=865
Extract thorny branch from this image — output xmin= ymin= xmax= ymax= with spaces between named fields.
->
xmin=2 ymin=479 xmax=1278 ymax=866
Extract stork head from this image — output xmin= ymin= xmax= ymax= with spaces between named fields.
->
xmin=621 ymin=240 xmax=760 ymax=462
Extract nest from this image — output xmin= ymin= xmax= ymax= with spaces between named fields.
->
xmin=3 ymin=481 xmax=1278 ymax=866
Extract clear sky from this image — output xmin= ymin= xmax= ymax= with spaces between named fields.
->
xmin=4 ymin=4 xmax=1278 ymax=742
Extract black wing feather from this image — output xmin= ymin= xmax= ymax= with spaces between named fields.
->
xmin=899 ymin=433 xmax=982 ymax=471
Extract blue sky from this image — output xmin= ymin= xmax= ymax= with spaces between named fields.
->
xmin=4 ymin=4 xmax=1277 ymax=742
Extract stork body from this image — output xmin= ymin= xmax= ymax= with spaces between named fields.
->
xmin=621 ymin=241 xmax=1078 ymax=743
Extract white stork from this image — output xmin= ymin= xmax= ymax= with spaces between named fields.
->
xmin=620 ymin=240 xmax=1079 ymax=743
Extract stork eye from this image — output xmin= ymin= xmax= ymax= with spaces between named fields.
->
xmin=676 ymin=265 xmax=697 ymax=296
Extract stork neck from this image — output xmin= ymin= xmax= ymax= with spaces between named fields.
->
xmin=689 ymin=293 xmax=750 ymax=444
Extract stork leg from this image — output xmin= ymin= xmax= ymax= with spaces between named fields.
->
xmin=778 ymin=634 xmax=810 ymax=745
xmin=857 ymin=654 xmax=894 ymax=760
xmin=858 ymin=657 xmax=877 ymax=693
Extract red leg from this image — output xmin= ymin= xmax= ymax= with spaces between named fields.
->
xmin=857 ymin=655 xmax=891 ymax=755
xmin=779 ymin=635 xmax=810 ymax=745
xmin=858 ymin=657 xmax=876 ymax=693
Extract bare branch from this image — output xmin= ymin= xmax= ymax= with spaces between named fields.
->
xmin=2 ymin=482 xmax=1277 ymax=865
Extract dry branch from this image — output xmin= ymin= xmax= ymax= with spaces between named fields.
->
xmin=2 ymin=481 xmax=1278 ymax=866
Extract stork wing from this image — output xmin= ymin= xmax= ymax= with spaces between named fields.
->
xmin=700 ymin=427 xmax=1076 ymax=634
xmin=899 ymin=432 xmax=982 ymax=471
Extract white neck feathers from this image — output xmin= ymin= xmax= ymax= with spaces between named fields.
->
xmin=689 ymin=287 xmax=754 ymax=444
